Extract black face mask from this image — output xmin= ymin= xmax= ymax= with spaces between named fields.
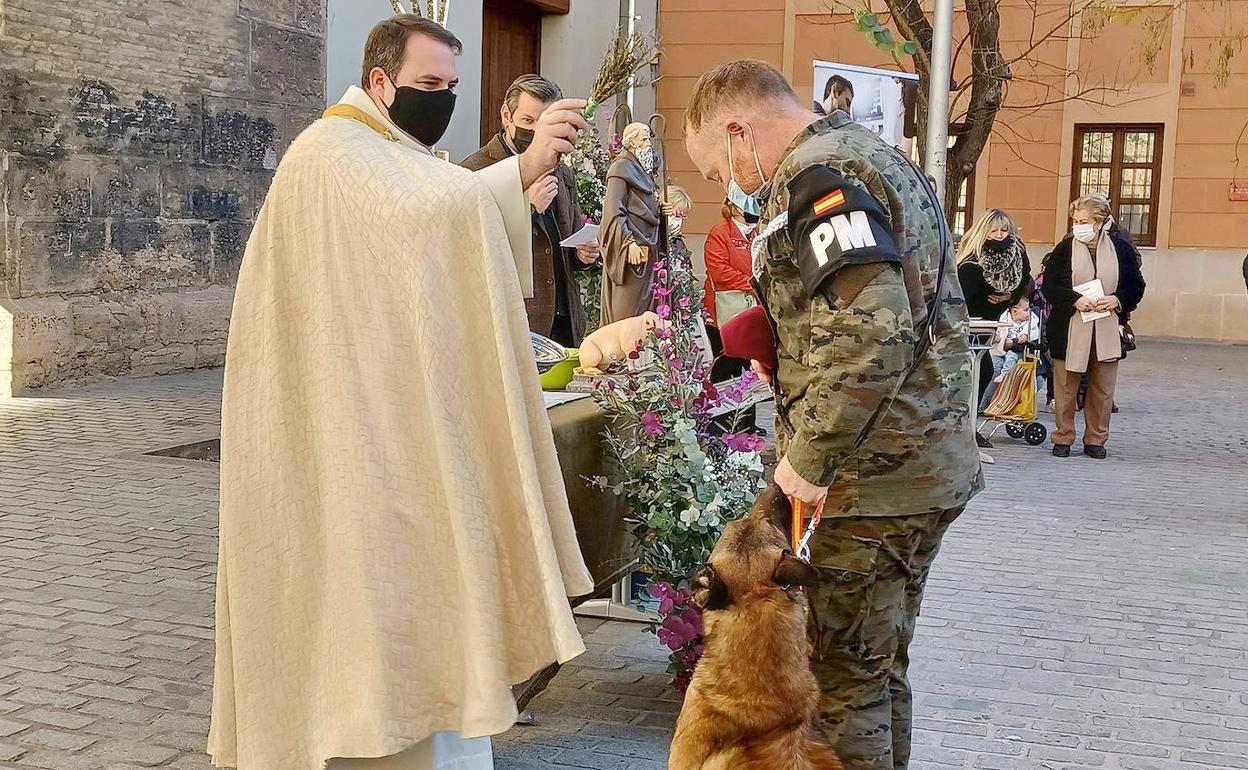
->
xmin=384 ymin=76 xmax=456 ymax=148
xmin=742 ymin=210 xmax=760 ymax=225
xmin=509 ymin=125 xmax=535 ymax=154
xmin=983 ymin=234 xmax=1014 ymax=253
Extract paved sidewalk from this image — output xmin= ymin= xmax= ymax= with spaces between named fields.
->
xmin=1 ymin=341 xmax=1246 ymax=770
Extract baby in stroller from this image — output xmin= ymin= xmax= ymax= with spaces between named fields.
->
xmin=983 ymin=296 xmax=1039 ymax=406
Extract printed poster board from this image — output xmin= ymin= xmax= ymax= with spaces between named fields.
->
xmin=813 ymin=60 xmax=918 ymax=150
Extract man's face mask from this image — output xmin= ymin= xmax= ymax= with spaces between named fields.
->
xmin=725 ymin=127 xmax=768 ymax=220
xmin=504 ymin=108 xmax=536 ymax=154
xmin=383 ymin=71 xmax=456 ymax=148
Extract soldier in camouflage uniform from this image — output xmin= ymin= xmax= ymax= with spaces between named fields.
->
xmin=683 ymin=61 xmax=983 ymax=770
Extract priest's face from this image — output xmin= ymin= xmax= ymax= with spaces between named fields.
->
xmin=367 ymin=32 xmax=460 ymax=105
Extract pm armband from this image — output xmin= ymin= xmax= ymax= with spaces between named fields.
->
xmin=785 ymin=164 xmax=901 ymax=298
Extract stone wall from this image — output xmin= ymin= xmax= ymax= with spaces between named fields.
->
xmin=0 ymin=0 xmax=326 ymax=395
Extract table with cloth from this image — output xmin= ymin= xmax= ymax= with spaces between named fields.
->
xmin=513 ymin=394 xmax=636 ymax=710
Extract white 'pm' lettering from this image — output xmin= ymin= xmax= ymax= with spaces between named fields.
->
xmin=807 ymin=210 xmax=877 ymax=266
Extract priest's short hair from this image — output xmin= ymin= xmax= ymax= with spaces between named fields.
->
xmin=361 ymin=14 xmax=463 ymax=87
xmin=504 ymin=74 xmax=563 ymax=110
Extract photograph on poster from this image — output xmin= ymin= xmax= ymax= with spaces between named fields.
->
xmin=812 ymin=60 xmax=918 ymax=150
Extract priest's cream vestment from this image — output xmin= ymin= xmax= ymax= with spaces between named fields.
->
xmin=207 ymin=87 xmax=595 ymax=770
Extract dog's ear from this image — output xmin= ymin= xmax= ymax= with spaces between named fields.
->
xmin=692 ymin=566 xmax=733 ymax=611
xmin=773 ymin=553 xmax=822 ymax=589
xmin=703 ymin=575 xmax=733 ymax=611
xmin=752 ymin=482 xmax=794 ymax=537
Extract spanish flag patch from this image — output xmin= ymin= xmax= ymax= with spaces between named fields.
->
xmin=812 ymin=189 xmax=845 ymax=216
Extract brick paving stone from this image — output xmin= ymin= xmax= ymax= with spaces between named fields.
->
xmin=15 ymin=727 xmax=100 ymax=751
xmin=1 ymin=344 xmax=1246 ymax=770
xmin=0 ymin=745 xmax=27 ymax=762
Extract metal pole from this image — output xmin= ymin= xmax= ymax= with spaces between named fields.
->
xmin=924 ymin=0 xmax=955 ymax=194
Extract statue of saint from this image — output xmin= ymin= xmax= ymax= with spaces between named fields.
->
xmin=600 ymin=122 xmax=662 ymax=325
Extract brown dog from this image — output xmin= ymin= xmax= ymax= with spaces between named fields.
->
xmin=668 ymin=484 xmax=842 ymax=770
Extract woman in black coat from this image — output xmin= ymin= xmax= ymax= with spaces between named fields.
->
xmin=957 ymin=209 xmax=1034 ymax=321
xmin=1041 ymin=195 xmax=1146 ymax=459
xmin=956 ymin=209 xmax=1034 ymax=445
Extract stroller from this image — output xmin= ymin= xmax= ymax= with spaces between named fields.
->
xmin=979 ymin=342 xmax=1048 ymax=447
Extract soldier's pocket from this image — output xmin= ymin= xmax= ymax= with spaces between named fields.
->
xmin=808 ymin=529 xmax=882 ymax=659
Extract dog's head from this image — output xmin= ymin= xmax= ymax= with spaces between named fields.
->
xmin=692 ymin=483 xmax=821 ymax=611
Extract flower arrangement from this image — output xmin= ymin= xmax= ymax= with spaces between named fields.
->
xmin=591 ymin=237 xmax=766 ymax=689
xmin=567 ymin=122 xmax=615 ymax=333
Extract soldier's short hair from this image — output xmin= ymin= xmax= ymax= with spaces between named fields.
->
xmin=685 ymin=60 xmax=802 ymax=133
xmin=504 ymin=74 xmax=563 ymax=111
xmin=361 ymin=14 xmax=463 ymax=88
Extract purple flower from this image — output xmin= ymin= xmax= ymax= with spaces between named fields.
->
xmin=722 ymin=432 xmax=766 ymax=453
xmin=650 ymin=582 xmax=676 ymax=613
xmin=657 ymin=613 xmax=701 ymax=650
xmin=678 ymin=296 xmax=692 ymax=309
xmin=640 ymin=411 xmax=664 ymax=436
xmin=654 ymin=325 xmax=673 ymax=340
xmin=656 ymin=304 xmax=671 ymax=320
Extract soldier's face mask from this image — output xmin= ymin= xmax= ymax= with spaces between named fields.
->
xmin=725 ymin=127 xmax=768 ymax=220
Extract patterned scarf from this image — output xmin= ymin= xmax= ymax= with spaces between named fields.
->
xmin=974 ymin=235 xmax=1026 ymax=294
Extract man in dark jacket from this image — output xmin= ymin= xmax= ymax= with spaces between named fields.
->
xmin=462 ymin=74 xmax=599 ymax=346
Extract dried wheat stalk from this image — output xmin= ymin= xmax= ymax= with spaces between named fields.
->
xmin=584 ymin=26 xmax=659 ymax=119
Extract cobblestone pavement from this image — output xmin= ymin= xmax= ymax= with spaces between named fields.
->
xmin=1 ymin=340 xmax=1245 ymax=770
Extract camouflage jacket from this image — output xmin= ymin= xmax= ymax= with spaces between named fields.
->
xmin=755 ymin=112 xmax=983 ymax=517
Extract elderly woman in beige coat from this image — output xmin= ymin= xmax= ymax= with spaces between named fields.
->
xmin=1040 ymin=194 xmax=1147 ymax=459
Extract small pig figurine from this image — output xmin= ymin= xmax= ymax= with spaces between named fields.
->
xmin=575 ymin=311 xmax=666 ymax=376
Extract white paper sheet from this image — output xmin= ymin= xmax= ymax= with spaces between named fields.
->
xmin=559 ymin=223 xmax=599 ymax=249
xmin=1074 ymin=279 xmax=1112 ymax=323
xmin=543 ymin=391 xmax=591 ymax=409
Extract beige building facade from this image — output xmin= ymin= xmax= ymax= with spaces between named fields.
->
xmin=658 ymin=0 xmax=1248 ymax=342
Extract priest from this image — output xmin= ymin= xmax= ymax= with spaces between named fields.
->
xmin=207 ymin=13 xmax=595 ymax=770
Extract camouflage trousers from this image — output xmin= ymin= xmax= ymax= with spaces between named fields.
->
xmin=805 ymin=507 xmax=964 ymax=770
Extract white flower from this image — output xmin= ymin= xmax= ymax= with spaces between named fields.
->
xmin=679 ymin=507 xmax=700 ymax=527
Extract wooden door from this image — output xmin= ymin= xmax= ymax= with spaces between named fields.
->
xmin=481 ymin=0 xmax=542 ymax=146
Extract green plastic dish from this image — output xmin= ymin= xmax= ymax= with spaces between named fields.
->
xmin=540 ymin=349 xmax=580 ymax=390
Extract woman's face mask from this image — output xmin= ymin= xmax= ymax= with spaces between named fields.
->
xmin=1072 ymin=222 xmax=1098 ymax=244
